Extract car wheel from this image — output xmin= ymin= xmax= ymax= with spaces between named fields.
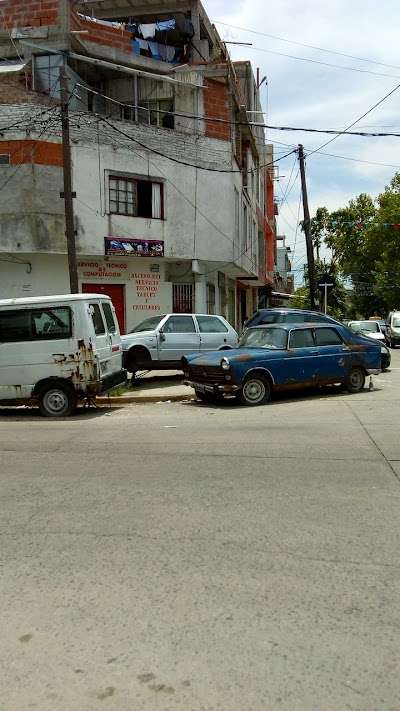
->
xmin=126 ymin=347 xmax=151 ymax=374
xmin=38 ymin=382 xmax=78 ymax=417
xmin=195 ymin=390 xmax=224 ymax=404
xmin=390 ymin=337 xmax=396 ymax=349
xmin=344 ymin=367 xmax=365 ymax=394
xmin=237 ymin=374 xmax=271 ymax=406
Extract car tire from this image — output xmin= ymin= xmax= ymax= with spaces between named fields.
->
xmin=390 ymin=337 xmax=396 ymax=349
xmin=344 ymin=367 xmax=365 ymax=394
xmin=195 ymin=390 xmax=224 ymax=404
xmin=237 ymin=374 xmax=271 ymax=406
xmin=38 ymin=381 xmax=78 ymax=417
xmin=126 ymin=346 xmax=151 ymax=374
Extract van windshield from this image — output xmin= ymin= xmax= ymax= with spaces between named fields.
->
xmin=129 ymin=315 xmax=165 ymax=333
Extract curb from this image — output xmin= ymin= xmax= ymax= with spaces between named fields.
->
xmin=96 ymin=393 xmax=192 ymax=404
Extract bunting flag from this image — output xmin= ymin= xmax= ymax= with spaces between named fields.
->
xmin=311 ymin=220 xmax=400 ymax=229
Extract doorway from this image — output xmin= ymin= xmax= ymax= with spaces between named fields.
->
xmin=82 ymin=283 xmax=125 ymax=334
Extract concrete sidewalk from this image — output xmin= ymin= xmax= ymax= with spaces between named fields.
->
xmin=96 ymin=371 xmax=193 ymax=404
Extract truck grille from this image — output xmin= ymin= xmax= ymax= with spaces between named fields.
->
xmin=188 ymin=366 xmax=225 ymax=383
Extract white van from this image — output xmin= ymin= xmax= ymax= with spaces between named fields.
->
xmin=0 ymin=294 xmax=127 ymax=416
xmin=385 ymin=310 xmax=400 ymax=348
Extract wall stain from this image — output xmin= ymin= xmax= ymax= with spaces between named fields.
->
xmin=95 ymin=686 xmax=116 ymax=700
xmin=137 ymin=673 xmax=156 ymax=683
xmin=19 ymin=634 xmax=33 ymax=643
xmin=149 ymin=684 xmax=175 ymax=694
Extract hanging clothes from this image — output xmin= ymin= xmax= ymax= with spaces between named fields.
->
xmin=131 ymin=39 xmax=140 ymax=54
xmin=166 ymin=45 xmax=176 ymax=62
xmin=158 ymin=44 xmax=168 ymax=61
xmin=156 ymin=19 xmax=175 ymax=31
xmin=139 ymin=23 xmax=156 ymax=39
xmin=137 ymin=38 xmax=149 ymax=50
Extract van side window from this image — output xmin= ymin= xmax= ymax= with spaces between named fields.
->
xmin=90 ymin=303 xmax=106 ymax=335
xmin=33 ymin=308 xmax=72 ymax=337
xmin=102 ymin=302 xmax=117 ymax=333
xmin=0 ymin=307 xmax=72 ymax=342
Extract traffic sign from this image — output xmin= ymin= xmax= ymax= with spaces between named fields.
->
xmin=317 ymin=273 xmax=336 ymax=293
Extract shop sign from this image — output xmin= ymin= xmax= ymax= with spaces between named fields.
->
xmin=105 ymin=236 xmax=164 ymax=258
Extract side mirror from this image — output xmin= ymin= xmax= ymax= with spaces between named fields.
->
xmin=159 ymin=330 xmax=166 ymax=341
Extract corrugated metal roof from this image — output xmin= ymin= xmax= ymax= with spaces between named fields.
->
xmin=0 ymin=60 xmax=27 ymax=74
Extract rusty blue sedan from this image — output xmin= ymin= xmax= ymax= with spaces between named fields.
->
xmin=182 ymin=322 xmax=382 ymax=406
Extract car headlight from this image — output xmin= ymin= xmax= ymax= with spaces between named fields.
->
xmin=381 ymin=346 xmax=388 ymax=354
xmin=220 ymin=357 xmax=230 ymax=370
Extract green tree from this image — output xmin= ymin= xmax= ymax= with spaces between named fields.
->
xmin=310 ymin=175 xmax=400 ymax=316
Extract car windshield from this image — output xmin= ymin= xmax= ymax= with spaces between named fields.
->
xmin=360 ymin=321 xmax=379 ymax=332
xmin=238 ymin=327 xmax=287 ymax=349
xmin=349 ymin=321 xmax=376 ymax=333
xmin=393 ymin=317 xmax=400 ymax=328
xmin=129 ymin=315 xmax=165 ymax=333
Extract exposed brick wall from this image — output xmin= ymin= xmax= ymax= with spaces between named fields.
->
xmin=0 ymin=0 xmax=59 ymax=28
xmin=204 ymin=78 xmax=231 ymax=141
xmin=0 ymin=139 xmax=63 ymax=167
xmin=75 ymin=16 xmax=133 ymax=52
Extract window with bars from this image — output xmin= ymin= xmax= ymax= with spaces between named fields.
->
xmin=172 ymin=284 xmax=194 ymax=313
xmin=206 ymin=284 xmax=215 ymax=315
xmin=109 ymin=177 xmax=163 ymax=219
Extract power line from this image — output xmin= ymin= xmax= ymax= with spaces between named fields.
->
xmin=0 ymin=108 xmax=60 ymax=194
xmin=268 ymin=136 xmax=400 ymax=169
xmin=213 ymin=21 xmax=400 ymax=72
xmin=308 ymin=80 xmax=400 ymax=157
xmin=80 ymin=118 xmax=263 ymax=276
xmin=73 ymin=84 xmax=400 ymax=137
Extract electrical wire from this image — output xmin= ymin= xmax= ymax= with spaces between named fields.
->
xmin=213 ymin=20 xmax=400 ymax=72
xmin=308 ymin=80 xmax=400 ymax=157
xmin=0 ymin=107 xmax=61 ymax=194
xmin=75 ymin=118 xmax=264 ymax=277
xmin=73 ymin=83 xmax=400 ymax=137
xmin=95 ymin=118 xmax=262 ymax=271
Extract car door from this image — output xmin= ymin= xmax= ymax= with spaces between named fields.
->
xmin=157 ymin=315 xmax=200 ymax=362
xmin=282 ymin=327 xmax=320 ymax=384
xmin=313 ymin=326 xmax=351 ymax=381
xmin=195 ymin=315 xmax=235 ymax=350
xmin=87 ymin=300 xmax=117 ymax=377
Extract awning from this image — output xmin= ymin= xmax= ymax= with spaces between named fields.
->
xmin=0 ymin=60 xmax=27 ymax=74
xmin=236 ymin=276 xmax=269 ymax=288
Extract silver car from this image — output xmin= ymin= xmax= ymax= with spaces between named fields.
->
xmin=121 ymin=313 xmax=238 ymax=374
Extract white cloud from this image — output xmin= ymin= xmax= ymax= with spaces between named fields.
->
xmin=206 ymin=0 xmax=400 ymax=225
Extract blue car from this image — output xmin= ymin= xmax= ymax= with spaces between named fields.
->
xmin=182 ymin=323 xmax=382 ymax=406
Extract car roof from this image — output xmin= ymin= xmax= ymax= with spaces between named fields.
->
xmin=253 ymin=307 xmax=319 ymax=314
xmin=247 ymin=322 xmax=343 ymax=331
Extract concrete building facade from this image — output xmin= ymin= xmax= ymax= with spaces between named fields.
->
xmin=0 ymin=0 xmax=283 ymax=332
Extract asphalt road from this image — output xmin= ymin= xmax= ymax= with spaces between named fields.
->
xmin=1 ymin=351 xmax=400 ymax=711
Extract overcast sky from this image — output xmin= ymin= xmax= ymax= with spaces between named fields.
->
xmin=208 ymin=0 xmax=400 ymax=281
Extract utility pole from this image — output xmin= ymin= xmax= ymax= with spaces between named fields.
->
xmin=298 ymin=144 xmax=318 ymax=309
xmin=60 ymin=64 xmax=78 ymax=293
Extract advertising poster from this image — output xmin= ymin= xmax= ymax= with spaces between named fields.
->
xmin=105 ymin=237 xmax=164 ymax=258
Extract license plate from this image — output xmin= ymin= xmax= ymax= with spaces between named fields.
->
xmin=193 ymin=383 xmax=205 ymax=392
